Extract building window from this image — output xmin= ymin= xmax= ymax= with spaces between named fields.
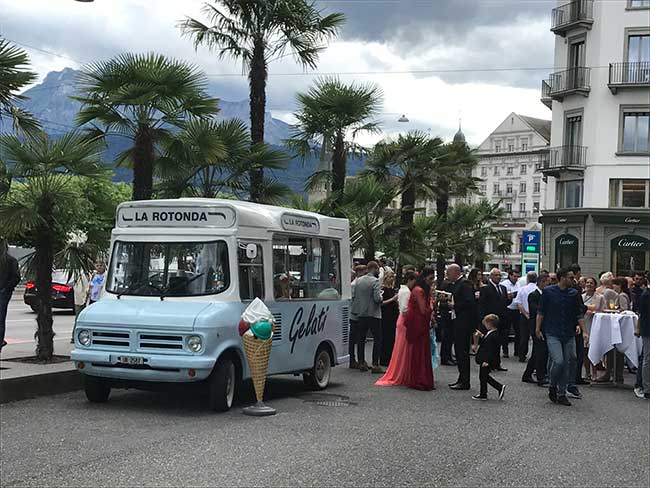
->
xmin=520 ymin=182 xmax=527 ymax=193
xmin=522 ymin=141 xmax=528 ymax=151
xmin=534 ymin=181 xmax=541 ymax=193
xmin=495 ymin=142 xmax=501 ymax=153
xmin=480 ymin=184 xmax=487 ymax=194
xmin=557 ymin=180 xmax=584 ymax=209
xmin=609 ymin=179 xmax=650 ymax=207
xmin=628 ymin=0 xmax=650 ymax=8
xmin=506 ymin=183 xmax=513 ymax=194
xmin=481 ymin=167 xmax=488 ymax=177
xmin=506 ymin=202 xmax=512 ymax=213
xmin=506 ymin=166 xmax=513 ymax=175
xmin=493 ymin=183 xmax=500 ymax=194
xmin=493 ymin=167 xmax=499 ymax=176
xmin=533 ymin=202 xmax=540 ymax=213
xmin=519 ymin=203 xmax=526 ymax=213
xmin=507 ymin=139 xmax=515 ymax=152
xmin=621 ymin=110 xmax=650 ymax=153
xmin=520 ymin=164 xmax=527 ymax=175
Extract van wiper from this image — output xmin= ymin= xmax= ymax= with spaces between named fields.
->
xmin=159 ymin=273 xmax=205 ymax=301
xmin=116 ymin=280 xmax=147 ymax=299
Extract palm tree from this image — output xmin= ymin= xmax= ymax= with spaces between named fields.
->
xmin=74 ymin=52 xmax=219 ymax=201
xmin=157 ymin=118 xmax=290 ymax=203
xmin=365 ymin=131 xmax=444 ymax=267
xmin=0 ymin=131 xmax=106 ymax=360
xmin=180 ymin=0 xmax=345 ymax=202
xmin=288 ymin=77 xmax=383 ymax=212
xmin=0 ymin=38 xmax=39 ymax=136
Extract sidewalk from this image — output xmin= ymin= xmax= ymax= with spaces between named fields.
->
xmin=0 ymin=339 xmax=81 ymax=404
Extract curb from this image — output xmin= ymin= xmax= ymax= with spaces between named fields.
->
xmin=0 ymin=368 xmax=82 ymax=404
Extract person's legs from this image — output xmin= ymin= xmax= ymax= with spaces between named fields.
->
xmin=440 ymin=319 xmax=454 ymax=363
xmin=560 ymin=336 xmax=576 ymax=397
xmin=574 ymin=333 xmax=585 ymax=384
xmin=537 ymin=338 xmax=548 ymax=383
xmin=497 ymin=317 xmax=510 ymax=357
xmin=454 ymin=325 xmax=471 ymax=386
xmin=479 ymin=364 xmax=489 ymax=397
xmin=642 ymin=337 xmax=650 ymax=394
xmin=370 ymin=318 xmax=382 ymax=367
xmin=0 ymin=292 xmax=10 ymax=348
xmin=519 ymin=314 xmax=530 ymax=361
xmin=509 ymin=309 xmax=520 ymax=357
xmin=486 ymin=370 xmax=503 ymax=392
xmin=348 ymin=319 xmax=359 ymax=364
xmin=546 ymin=335 xmax=565 ymax=395
xmin=380 ymin=317 xmax=395 ymax=366
xmin=635 ymin=348 xmax=643 ymax=390
xmin=357 ymin=317 xmax=369 ymax=366
xmin=523 ymin=336 xmax=538 ymax=380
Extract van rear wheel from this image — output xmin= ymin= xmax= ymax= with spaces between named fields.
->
xmin=208 ymin=358 xmax=236 ymax=412
xmin=84 ymin=375 xmax=111 ymax=403
xmin=303 ymin=346 xmax=331 ymax=390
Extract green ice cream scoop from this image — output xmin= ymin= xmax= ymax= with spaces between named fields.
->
xmin=250 ymin=319 xmax=273 ymax=340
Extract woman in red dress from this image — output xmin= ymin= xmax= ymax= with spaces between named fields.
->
xmin=405 ymin=267 xmax=435 ymax=391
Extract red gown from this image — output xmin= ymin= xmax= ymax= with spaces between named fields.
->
xmin=374 ymin=313 xmax=412 ymax=387
xmin=404 ymin=286 xmax=435 ymax=391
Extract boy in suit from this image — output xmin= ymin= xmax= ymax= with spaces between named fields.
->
xmin=472 ymin=314 xmax=506 ymax=401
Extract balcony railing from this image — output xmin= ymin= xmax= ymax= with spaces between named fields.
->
xmin=551 ymin=0 xmax=594 ymax=36
xmin=608 ymin=62 xmax=650 ymax=93
xmin=536 ymin=145 xmax=587 ymax=176
xmin=548 ymin=67 xmax=591 ymax=99
xmin=541 ymin=79 xmax=552 ymax=108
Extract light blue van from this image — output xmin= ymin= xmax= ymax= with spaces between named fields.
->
xmin=71 ymin=199 xmax=351 ymax=411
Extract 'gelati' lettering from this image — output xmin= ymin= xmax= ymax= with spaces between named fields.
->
xmin=288 ymin=305 xmax=329 ymax=354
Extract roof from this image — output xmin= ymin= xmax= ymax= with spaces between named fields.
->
xmin=518 ymin=115 xmax=551 ymax=143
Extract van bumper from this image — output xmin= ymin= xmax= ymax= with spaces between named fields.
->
xmin=71 ymin=349 xmax=215 ymax=383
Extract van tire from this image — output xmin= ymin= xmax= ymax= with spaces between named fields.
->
xmin=84 ymin=375 xmax=111 ymax=403
xmin=208 ymin=358 xmax=236 ymax=412
xmin=303 ymin=345 xmax=332 ymax=391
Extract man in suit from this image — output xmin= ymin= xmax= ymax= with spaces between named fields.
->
xmin=500 ymin=269 xmax=522 ymax=358
xmin=437 ymin=280 xmax=456 ymax=366
xmin=350 ymin=261 xmax=383 ymax=373
xmin=447 ymin=264 xmax=479 ymax=390
xmin=472 ymin=314 xmax=506 ymax=401
xmin=349 ymin=265 xmax=367 ymax=369
xmin=522 ymin=272 xmax=549 ymax=385
xmin=1 ymin=240 xmax=21 ymax=351
xmin=479 ymin=268 xmax=510 ymax=370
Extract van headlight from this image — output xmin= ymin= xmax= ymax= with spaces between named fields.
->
xmin=78 ymin=329 xmax=91 ymax=347
xmin=187 ymin=335 xmax=203 ymax=352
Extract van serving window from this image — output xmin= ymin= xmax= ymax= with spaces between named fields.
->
xmin=272 ymin=235 xmax=341 ymax=300
xmin=238 ymin=242 xmax=264 ymax=301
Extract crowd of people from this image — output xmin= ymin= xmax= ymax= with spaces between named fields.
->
xmin=349 ymin=259 xmax=650 ymax=404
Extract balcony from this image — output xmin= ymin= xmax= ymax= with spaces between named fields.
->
xmin=608 ymin=62 xmax=650 ymax=93
xmin=536 ymin=145 xmax=587 ymax=177
xmin=541 ymin=79 xmax=552 ymax=109
xmin=547 ymin=67 xmax=591 ymax=100
xmin=551 ymin=0 xmax=594 ymax=36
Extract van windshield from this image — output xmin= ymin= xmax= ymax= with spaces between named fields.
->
xmin=106 ymin=241 xmax=229 ymax=297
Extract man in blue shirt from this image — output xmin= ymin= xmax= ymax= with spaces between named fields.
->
xmin=535 ymin=268 xmax=587 ymax=406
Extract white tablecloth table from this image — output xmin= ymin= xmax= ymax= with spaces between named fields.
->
xmin=588 ymin=312 xmax=642 ymax=368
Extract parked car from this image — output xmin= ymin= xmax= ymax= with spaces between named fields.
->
xmin=24 ymin=270 xmax=76 ymax=312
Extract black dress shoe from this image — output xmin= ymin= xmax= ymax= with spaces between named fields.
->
xmin=495 ymin=367 xmax=508 ymax=372
xmin=450 ymin=384 xmax=470 ymax=390
xmin=522 ymin=377 xmax=536 ymax=384
xmin=448 ymin=382 xmax=459 ymax=387
xmin=557 ymin=395 xmax=572 ymax=406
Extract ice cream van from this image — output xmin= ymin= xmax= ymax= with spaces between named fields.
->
xmin=71 ymin=199 xmax=351 ymax=411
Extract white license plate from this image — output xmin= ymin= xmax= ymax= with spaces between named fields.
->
xmin=117 ymin=355 xmax=144 ymax=365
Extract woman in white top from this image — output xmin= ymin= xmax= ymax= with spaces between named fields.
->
xmin=582 ymin=277 xmax=605 ymax=380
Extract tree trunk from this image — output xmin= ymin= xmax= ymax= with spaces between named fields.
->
xmin=435 ymin=192 xmax=449 ymax=287
xmin=331 ymin=131 xmax=346 ymax=213
xmin=398 ymin=182 xmax=416 ymax=268
xmin=248 ymin=41 xmax=267 ymax=203
xmin=34 ymin=196 xmax=55 ymax=361
xmin=132 ymin=124 xmax=154 ymax=201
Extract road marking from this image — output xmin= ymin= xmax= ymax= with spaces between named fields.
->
xmin=6 ymin=319 xmax=37 ymax=323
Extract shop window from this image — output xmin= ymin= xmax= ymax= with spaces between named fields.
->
xmin=555 ymin=234 xmax=579 ymax=271
xmin=272 ymin=235 xmax=341 ymax=300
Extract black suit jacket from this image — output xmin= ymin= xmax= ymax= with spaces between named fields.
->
xmin=476 ymin=330 xmax=500 ymax=368
xmin=528 ymin=289 xmax=542 ymax=334
xmin=451 ymin=278 xmax=478 ymax=330
xmin=479 ymin=281 xmax=509 ymax=322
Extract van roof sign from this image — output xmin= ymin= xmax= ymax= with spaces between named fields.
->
xmin=117 ymin=205 xmax=236 ymax=228
xmin=281 ymin=213 xmax=320 ymax=234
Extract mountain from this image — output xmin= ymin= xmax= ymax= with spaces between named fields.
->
xmin=4 ymin=68 xmax=365 ymax=193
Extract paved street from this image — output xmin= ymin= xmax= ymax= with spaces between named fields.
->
xmin=1 ymin=351 xmax=648 ymax=487
xmin=3 ymin=290 xmax=75 ymax=349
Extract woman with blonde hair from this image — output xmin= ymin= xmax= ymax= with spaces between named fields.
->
xmin=379 ymin=270 xmax=399 ymax=366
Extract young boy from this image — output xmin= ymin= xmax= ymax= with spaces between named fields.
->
xmin=472 ymin=314 xmax=506 ymax=401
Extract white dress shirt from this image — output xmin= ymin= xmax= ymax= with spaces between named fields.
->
xmin=398 ymin=285 xmax=411 ymax=314
xmin=501 ymin=278 xmax=521 ymax=310
xmin=513 ymin=282 xmax=537 ymax=316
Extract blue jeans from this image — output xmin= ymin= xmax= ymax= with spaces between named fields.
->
xmin=546 ymin=334 xmax=576 ymax=396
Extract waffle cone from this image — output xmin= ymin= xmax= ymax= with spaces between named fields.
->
xmin=242 ymin=334 xmax=273 ymax=402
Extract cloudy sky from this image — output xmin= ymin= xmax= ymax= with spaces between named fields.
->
xmin=1 ymin=0 xmax=556 ymax=145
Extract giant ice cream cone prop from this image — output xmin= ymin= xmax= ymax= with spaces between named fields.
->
xmin=242 ymin=333 xmax=276 ymax=416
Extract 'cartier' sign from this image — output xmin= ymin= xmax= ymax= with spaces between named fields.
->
xmin=558 ymin=237 xmax=577 ymax=246
xmin=613 ymin=235 xmax=650 ymax=251
xmin=625 ymin=217 xmax=641 ymax=224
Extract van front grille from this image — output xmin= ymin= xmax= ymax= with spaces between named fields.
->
xmin=91 ymin=331 xmax=130 ymax=349
xmin=138 ymin=333 xmax=184 ymax=350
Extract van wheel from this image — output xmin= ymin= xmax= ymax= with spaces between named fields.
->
xmin=84 ymin=375 xmax=111 ymax=403
xmin=303 ymin=346 xmax=331 ymax=390
xmin=208 ymin=358 xmax=236 ymax=412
